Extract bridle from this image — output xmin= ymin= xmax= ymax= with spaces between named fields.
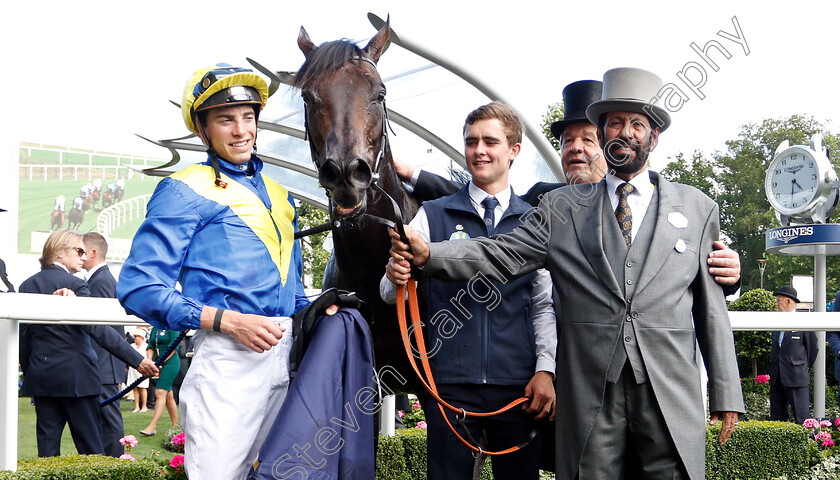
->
xmin=300 ymin=54 xmax=538 ymax=460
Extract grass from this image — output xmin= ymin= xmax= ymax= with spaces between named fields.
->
xmin=17 ymin=396 xmax=180 ymax=464
xmin=16 ymin=176 xmax=161 ymax=254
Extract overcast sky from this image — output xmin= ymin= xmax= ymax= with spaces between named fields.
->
xmin=3 ymin=0 xmax=840 ymax=172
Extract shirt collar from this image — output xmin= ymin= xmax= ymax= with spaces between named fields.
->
xmin=605 ymin=169 xmax=654 ymax=198
xmin=208 ymin=155 xmax=264 ymax=177
xmin=51 ymin=262 xmax=70 ymax=273
xmin=468 ymin=181 xmax=512 ymax=212
xmin=85 ymin=262 xmax=105 ymax=280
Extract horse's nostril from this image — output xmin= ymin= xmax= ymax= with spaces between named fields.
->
xmin=319 ymin=159 xmax=342 ymax=189
xmin=347 ymin=158 xmax=372 ymax=188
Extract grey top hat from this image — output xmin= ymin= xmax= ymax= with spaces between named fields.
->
xmin=550 ymin=80 xmax=603 ymax=140
xmin=774 ymin=285 xmax=800 ymax=303
xmin=586 ymin=67 xmax=671 ymax=132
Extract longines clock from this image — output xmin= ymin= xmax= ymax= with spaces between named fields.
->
xmin=765 ymin=134 xmax=839 ymax=226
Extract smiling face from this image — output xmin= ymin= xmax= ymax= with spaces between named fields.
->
xmin=560 ymin=122 xmax=608 ymax=185
xmin=198 ymin=105 xmax=257 ymax=165
xmin=463 ymin=118 xmax=519 ymax=194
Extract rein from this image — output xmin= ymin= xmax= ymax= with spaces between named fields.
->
xmin=100 ymin=331 xmax=188 ymax=407
xmin=300 ymin=54 xmax=535 ymax=457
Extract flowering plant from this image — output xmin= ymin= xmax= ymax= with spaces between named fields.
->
xmin=416 ymin=420 xmax=428 ymax=429
xmin=160 ymin=454 xmax=187 ymax=480
xmin=163 ymin=425 xmax=185 ymax=453
xmin=401 ymin=398 xmax=426 ymax=429
xmin=804 ymin=417 xmax=840 ymax=466
xmin=754 ymin=374 xmax=770 ymax=384
xmin=118 ymin=435 xmax=138 ymax=461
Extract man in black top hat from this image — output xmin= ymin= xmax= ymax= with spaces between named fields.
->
xmin=770 ymin=285 xmax=818 ymax=424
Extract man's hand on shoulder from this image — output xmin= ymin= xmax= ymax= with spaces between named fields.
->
xmin=708 ymin=241 xmax=740 ymax=285
xmin=524 ymin=371 xmax=556 ymax=421
xmin=392 ymin=157 xmax=415 ymax=183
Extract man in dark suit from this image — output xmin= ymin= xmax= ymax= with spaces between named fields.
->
xmin=19 ymin=229 xmax=158 ymax=457
xmin=83 ymin=232 xmax=129 ymax=457
xmin=0 ymin=207 xmax=13 ymax=293
xmin=0 ymin=257 xmax=13 ymax=293
xmin=389 ymin=68 xmax=744 ymax=480
xmin=770 ymin=285 xmax=819 ymax=424
xmin=827 ymin=291 xmax=840 ymax=410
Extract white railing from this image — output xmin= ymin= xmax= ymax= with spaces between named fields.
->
xmin=96 ymin=194 xmax=152 ymax=238
xmin=0 ymin=297 xmax=838 ymax=471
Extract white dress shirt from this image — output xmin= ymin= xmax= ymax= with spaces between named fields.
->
xmin=605 ymin=170 xmax=655 ymax=244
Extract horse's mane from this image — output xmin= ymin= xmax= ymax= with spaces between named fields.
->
xmin=293 ymin=40 xmax=365 ymax=89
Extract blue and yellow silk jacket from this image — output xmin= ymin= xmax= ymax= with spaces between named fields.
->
xmin=118 ymin=156 xmax=309 ymax=331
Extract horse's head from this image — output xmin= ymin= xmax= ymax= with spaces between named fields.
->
xmin=295 ymin=20 xmax=390 ymax=218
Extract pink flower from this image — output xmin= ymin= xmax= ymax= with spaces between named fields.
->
xmin=823 ymin=439 xmax=836 ymax=447
xmin=170 ymin=455 xmax=185 ymax=468
xmin=412 ymin=402 xmax=421 ymax=409
xmin=398 ymin=411 xmax=405 ymax=418
xmin=119 ymin=435 xmax=138 ymax=447
xmin=416 ymin=421 xmax=427 ymax=429
xmin=835 ymin=417 xmax=840 ymax=428
xmin=816 ymin=431 xmax=832 ymax=441
xmin=804 ymin=418 xmax=820 ymax=429
xmin=821 ymin=420 xmax=832 ymax=429
xmin=755 ymin=374 xmax=770 ymax=384
xmin=173 ymin=432 xmax=186 ymax=445
xmin=119 ymin=454 xmax=136 ymax=461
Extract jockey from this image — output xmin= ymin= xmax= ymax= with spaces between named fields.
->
xmin=117 ymin=63 xmax=316 ymax=479
xmin=72 ymin=196 xmax=84 ymax=211
xmin=79 ymin=181 xmax=93 ymax=198
xmin=106 ymin=181 xmax=117 ymax=194
xmin=116 ymin=178 xmax=125 ymax=190
xmin=53 ymin=195 xmax=65 ymax=212
xmin=93 ymin=178 xmax=102 ymax=191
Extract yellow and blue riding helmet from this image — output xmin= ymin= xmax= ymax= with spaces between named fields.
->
xmin=181 ymin=63 xmax=269 ymax=187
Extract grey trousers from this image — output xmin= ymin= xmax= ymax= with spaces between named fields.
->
xmin=577 ymin=364 xmax=689 ymax=480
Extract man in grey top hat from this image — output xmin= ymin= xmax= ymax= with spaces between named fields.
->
xmin=770 ymin=285 xmax=818 ymax=425
xmin=388 ymin=67 xmax=744 ymax=480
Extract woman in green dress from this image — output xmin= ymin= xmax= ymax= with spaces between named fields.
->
xmin=140 ymin=327 xmax=180 ymax=436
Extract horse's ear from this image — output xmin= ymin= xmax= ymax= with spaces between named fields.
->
xmin=298 ymin=26 xmax=317 ymax=59
xmin=363 ymin=15 xmax=390 ymax=64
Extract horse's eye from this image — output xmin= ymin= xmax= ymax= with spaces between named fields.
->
xmin=377 ymin=90 xmax=386 ymax=102
xmin=301 ymin=91 xmax=314 ymax=105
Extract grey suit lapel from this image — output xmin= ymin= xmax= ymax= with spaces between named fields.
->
xmin=572 ymin=180 xmax=624 ymax=300
xmin=634 ymin=172 xmax=684 ymax=296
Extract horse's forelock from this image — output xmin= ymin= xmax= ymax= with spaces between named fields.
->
xmin=293 ymin=40 xmax=366 ymax=89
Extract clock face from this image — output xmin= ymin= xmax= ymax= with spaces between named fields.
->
xmin=766 ymin=148 xmax=820 ymax=214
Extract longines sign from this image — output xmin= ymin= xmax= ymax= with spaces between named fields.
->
xmin=766 ymin=224 xmax=840 ymax=256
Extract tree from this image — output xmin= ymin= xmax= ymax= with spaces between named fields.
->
xmin=539 ymin=101 xmax=564 ymax=153
xmin=662 ymin=114 xmax=840 ymax=299
xmin=296 ymin=202 xmax=330 ymax=289
xmin=728 ymin=288 xmax=776 ymax=378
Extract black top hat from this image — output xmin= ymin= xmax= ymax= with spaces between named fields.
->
xmin=550 ymin=80 xmax=603 ymax=140
xmin=773 ymin=285 xmax=800 ymax=303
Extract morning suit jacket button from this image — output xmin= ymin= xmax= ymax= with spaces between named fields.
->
xmin=631 ymin=311 xmax=639 ymax=319
xmin=626 ymin=279 xmax=633 ymax=285
xmin=625 ymin=336 xmax=632 ymax=342
xmin=626 ymin=261 xmax=633 ymax=267
xmin=626 ymin=316 xmax=632 ymax=322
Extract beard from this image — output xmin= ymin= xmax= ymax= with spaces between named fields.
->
xmin=604 ymin=136 xmax=651 ymax=175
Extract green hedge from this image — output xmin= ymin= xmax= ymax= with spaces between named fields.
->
xmin=0 ymin=423 xmax=815 ymax=479
xmin=706 ymin=421 xmax=809 ymax=480
xmin=0 ymin=455 xmax=161 ymax=479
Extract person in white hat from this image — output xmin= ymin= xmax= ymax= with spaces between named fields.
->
xmin=388 ymin=67 xmax=744 ymax=480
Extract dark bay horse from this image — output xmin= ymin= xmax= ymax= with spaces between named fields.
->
xmin=50 ymin=210 xmax=64 ymax=231
xmin=295 ymin=19 xmax=420 ymax=393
